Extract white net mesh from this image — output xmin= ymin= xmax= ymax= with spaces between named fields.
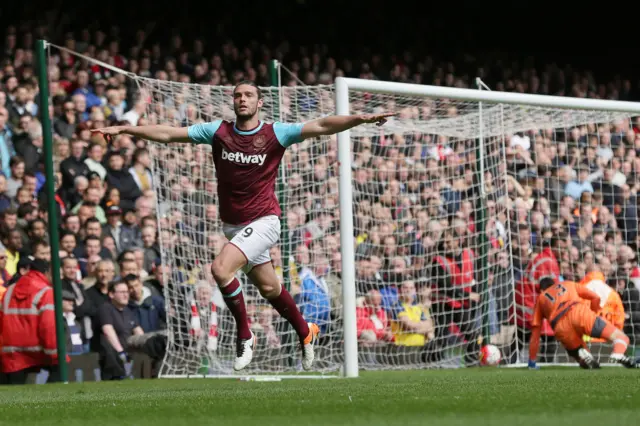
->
xmin=132 ymin=75 xmax=640 ymax=374
xmin=502 ymin=110 xmax=640 ymax=365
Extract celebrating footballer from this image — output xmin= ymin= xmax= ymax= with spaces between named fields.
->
xmin=92 ymin=81 xmax=393 ymax=371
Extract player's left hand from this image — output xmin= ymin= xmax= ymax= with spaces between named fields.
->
xmin=359 ymin=113 xmax=396 ymax=126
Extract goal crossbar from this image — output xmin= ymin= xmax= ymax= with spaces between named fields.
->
xmin=338 ymin=77 xmax=640 ymax=113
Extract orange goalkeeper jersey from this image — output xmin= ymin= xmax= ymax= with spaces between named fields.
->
xmin=532 ymin=281 xmax=600 ymax=330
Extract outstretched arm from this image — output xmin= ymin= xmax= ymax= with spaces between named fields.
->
xmin=300 ymin=113 xmax=394 ymax=140
xmin=91 ymin=125 xmax=191 ymax=143
xmin=528 ymin=325 xmax=541 ymax=365
xmin=528 ymin=301 xmax=543 ymax=369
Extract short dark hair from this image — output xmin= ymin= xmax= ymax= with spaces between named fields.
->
xmin=117 ymin=249 xmax=135 ymax=264
xmin=84 ymin=235 xmax=101 ymax=245
xmin=60 ymin=230 xmax=76 ymax=240
xmin=88 ymin=142 xmax=102 ymax=151
xmin=539 ymin=277 xmax=555 ymax=291
xmin=64 ymin=213 xmax=79 ymax=223
xmin=62 ymin=256 xmax=78 ymax=265
xmin=9 ymin=156 xmax=24 ymax=168
xmin=122 ymin=273 xmax=139 ymax=285
xmin=132 ymin=147 xmax=149 ymax=164
xmin=27 ymin=218 xmax=46 ymax=233
xmin=108 ymin=280 xmax=127 ymax=293
xmin=31 ymin=237 xmax=49 ymax=254
xmin=84 ymin=217 xmax=101 ymax=228
xmin=0 ymin=207 xmax=17 ymax=218
xmin=233 ymin=80 xmax=262 ymax=99
xmin=17 ymin=203 xmax=36 ymax=219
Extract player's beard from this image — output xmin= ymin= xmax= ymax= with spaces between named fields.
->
xmin=235 ymin=104 xmax=258 ymax=120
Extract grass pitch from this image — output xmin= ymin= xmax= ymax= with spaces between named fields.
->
xmin=0 ymin=368 xmax=638 ymax=426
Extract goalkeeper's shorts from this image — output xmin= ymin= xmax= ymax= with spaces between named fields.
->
xmin=222 ymin=215 xmax=281 ymax=274
xmin=553 ymin=304 xmax=607 ymax=351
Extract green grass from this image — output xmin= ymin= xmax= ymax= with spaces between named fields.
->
xmin=0 ymin=368 xmax=638 ymax=426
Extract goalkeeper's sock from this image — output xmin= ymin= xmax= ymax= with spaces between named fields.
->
xmin=600 ymin=323 xmax=629 ymax=355
xmin=267 ymin=287 xmax=310 ymax=342
xmin=220 ymin=278 xmax=251 ymax=340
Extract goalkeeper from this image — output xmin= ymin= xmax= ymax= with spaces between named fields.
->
xmin=93 ymin=81 xmax=392 ymax=371
xmin=528 ymin=277 xmax=638 ymax=369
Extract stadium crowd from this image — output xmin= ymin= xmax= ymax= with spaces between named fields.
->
xmin=1 ymin=20 xmax=640 ymax=381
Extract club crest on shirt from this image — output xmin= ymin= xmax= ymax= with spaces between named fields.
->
xmin=253 ymin=135 xmax=267 ymax=151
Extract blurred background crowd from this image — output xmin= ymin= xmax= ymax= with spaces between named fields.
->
xmin=1 ymin=2 xmax=640 ymax=380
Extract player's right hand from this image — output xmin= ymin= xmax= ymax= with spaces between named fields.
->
xmin=359 ymin=112 xmax=396 ymax=126
xmin=90 ymin=126 xmax=125 ymax=140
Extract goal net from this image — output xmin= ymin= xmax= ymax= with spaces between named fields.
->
xmin=45 ymin=43 xmax=640 ymax=374
xmin=137 ymin=72 xmax=639 ymax=375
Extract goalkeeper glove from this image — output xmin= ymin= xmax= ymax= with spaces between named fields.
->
xmin=528 ymin=360 xmax=539 ymax=370
xmin=118 ymin=351 xmax=129 ymax=364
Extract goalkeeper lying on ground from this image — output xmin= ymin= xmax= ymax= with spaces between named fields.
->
xmin=528 ymin=277 xmax=638 ymax=369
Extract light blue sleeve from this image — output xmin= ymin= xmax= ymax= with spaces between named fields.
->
xmin=273 ymin=122 xmax=304 ymax=148
xmin=187 ymin=120 xmax=222 ymax=145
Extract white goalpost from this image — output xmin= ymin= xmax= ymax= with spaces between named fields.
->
xmin=45 ymin=43 xmax=640 ymax=377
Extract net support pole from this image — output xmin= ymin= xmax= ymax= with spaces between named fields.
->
xmin=36 ymin=39 xmax=68 ymax=383
xmin=475 ymin=78 xmax=490 ymax=345
xmin=335 ymin=77 xmax=358 ymax=378
xmin=270 ymin=59 xmax=291 ymax=293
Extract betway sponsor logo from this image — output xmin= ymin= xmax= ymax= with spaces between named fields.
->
xmin=221 ymin=149 xmax=266 ymax=166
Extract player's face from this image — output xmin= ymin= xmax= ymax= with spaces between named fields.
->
xmin=233 ymin=84 xmax=263 ymax=119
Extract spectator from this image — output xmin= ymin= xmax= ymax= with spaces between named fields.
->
xmin=84 ymin=143 xmax=107 ymax=180
xmin=356 ymin=289 xmax=392 ymax=344
xmin=0 ymin=239 xmax=66 ymax=384
xmin=131 ymin=248 xmax=149 ymax=280
xmin=0 ymin=246 xmax=10 ymax=287
xmin=117 ymin=252 xmax=139 ymax=280
xmin=0 ymin=174 xmax=11 ymax=213
xmin=144 ymin=259 xmax=168 ymax=299
xmin=96 ymin=280 xmax=143 ymax=380
xmin=295 ymin=244 xmax=331 ymax=334
xmin=105 ymin=150 xmax=142 ymax=211
xmin=86 ymin=259 xmax=116 ymax=346
xmin=5 ymin=156 xmax=24 ymax=199
xmin=1 ymin=228 xmax=22 ymax=276
xmin=60 ymin=139 xmax=89 ymax=198
xmin=0 ymin=107 xmax=14 ymax=179
xmin=124 ymin=273 xmax=165 ymax=333
xmin=71 ymin=187 xmax=106 ymax=224
xmin=390 ymin=280 xmax=435 ymax=347
xmin=129 ymin=148 xmax=153 ymax=193
xmin=61 ymin=257 xmax=94 ymax=350
xmin=81 ymin=254 xmax=103 ymax=289
xmin=53 ymin=101 xmax=77 ymax=139
xmin=62 ymin=290 xmax=87 ymax=355
xmin=141 ymin=225 xmax=160 ymax=273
